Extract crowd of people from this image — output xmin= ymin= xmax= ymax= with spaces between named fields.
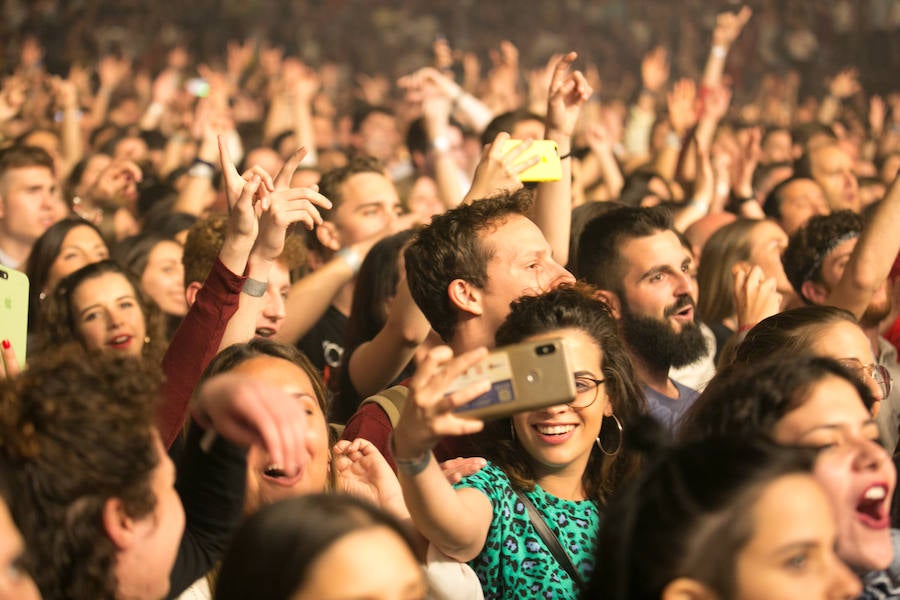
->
xmin=3 ymin=1 xmax=900 ymax=599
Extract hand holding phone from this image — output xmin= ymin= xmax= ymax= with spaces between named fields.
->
xmin=500 ymin=139 xmax=562 ymax=182
xmin=450 ymin=337 xmax=576 ymax=420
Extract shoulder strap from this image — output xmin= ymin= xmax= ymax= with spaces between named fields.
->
xmin=513 ymin=488 xmax=585 ymax=592
xmin=358 ymin=385 xmax=408 ymax=427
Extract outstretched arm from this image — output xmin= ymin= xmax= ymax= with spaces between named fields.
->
xmin=392 ymin=346 xmax=494 ymax=562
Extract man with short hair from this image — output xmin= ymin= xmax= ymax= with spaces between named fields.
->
xmin=783 ymin=208 xmax=900 ymax=450
xmin=795 ymin=142 xmax=860 ymax=213
xmin=577 ymin=205 xmax=706 ymax=430
xmin=764 ymin=176 xmax=831 ymax=235
xmin=0 ymin=145 xmax=68 ymax=268
xmin=341 ymin=189 xmax=574 ymax=464
xmin=288 ymin=155 xmax=404 ymax=381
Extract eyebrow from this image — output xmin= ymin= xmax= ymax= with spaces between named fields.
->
xmin=352 ymin=201 xmax=392 ymax=213
xmin=574 ymin=370 xmax=600 ymax=379
xmin=796 ymin=419 xmax=878 ymax=439
xmin=78 ymin=295 xmax=137 ymax=318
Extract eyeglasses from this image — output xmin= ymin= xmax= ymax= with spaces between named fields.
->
xmin=572 ymin=373 xmax=605 ymax=409
xmin=838 ymin=358 xmax=893 ymax=399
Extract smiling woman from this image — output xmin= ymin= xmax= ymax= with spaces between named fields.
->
xmin=391 ymin=284 xmax=645 ymax=599
xmin=34 ymin=259 xmax=166 ymax=361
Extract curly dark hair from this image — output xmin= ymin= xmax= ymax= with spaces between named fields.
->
xmin=589 ymin=437 xmax=816 ymax=600
xmin=33 ymin=259 xmax=167 ymax=362
xmin=0 ymin=344 xmax=162 ymax=600
xmin=181 ymin=215 xmax=306 ymax=287
xmin=404 ymin=188 xmax=533 ymax=342
xmin=491 ymin=283 xmax=646 ymax=504
xmin=679 ymin=354 xmax=875 ymax=443
xmin=782 ymin=210 xmax=862 ymax=301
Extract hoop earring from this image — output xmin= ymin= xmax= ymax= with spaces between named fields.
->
xmin=596 ymin=414 xmax=623 ymax=456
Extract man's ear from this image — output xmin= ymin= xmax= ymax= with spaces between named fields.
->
xmin=661 ymin=578 xmax=719 ymax=600
xmin=448 ymin=278 xmax=483 ymax=317
xmin=184 ymin=281 xmax=202 ymax=308
xmin=103 ymin=497 xmax=135 ymax=551
xmin=315 ymin=221 xmax=342 ymax=252
xmin=800 ymin=279 xmax=828 ymax=305
xmin=594 ymin=289 xmax=622 ymax=319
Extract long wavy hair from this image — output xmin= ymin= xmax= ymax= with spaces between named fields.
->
xmin=491 ymin=283 xmax=645 ymax=504
xmin=34 ymin=259 xmax=166 ymax=363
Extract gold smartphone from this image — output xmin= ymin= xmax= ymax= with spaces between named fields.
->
xmin=500 ymin=139 xmax=562 ymax=182
xmin=451 ymin=337 xmax=576 ymax=420
xmin=0 ymin=266 xmax=29 ymax=367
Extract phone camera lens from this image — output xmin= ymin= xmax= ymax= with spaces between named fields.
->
xmin=0 ymin=271 xmax=7 ymax=279
xmin=536 ymin=344 xmax=555 ymax=356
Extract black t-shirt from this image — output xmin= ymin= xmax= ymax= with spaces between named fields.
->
xmin=298 ymin=305 xmax=348 ymax=389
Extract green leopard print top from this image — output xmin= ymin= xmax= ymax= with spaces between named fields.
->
xmin=455 ymin=461 xmax=601 ymax=599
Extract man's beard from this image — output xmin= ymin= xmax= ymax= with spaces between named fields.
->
xmin=619 ymin=295 xmax=708 ymax=372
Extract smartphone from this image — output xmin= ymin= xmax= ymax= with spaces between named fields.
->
xmin=500 ymin=139 xmax=562 ymax=182
xmin=185 ymin=78 xmax=210 ymax=98
xmin=450 ymin=337 xmax=576 ymax=420
xmin=0 ymin=267 xmax=29 ymax=367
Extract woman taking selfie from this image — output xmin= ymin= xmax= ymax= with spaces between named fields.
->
xmin=391 ymin=285 xmax=644 ymax=599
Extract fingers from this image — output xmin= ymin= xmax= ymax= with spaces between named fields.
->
xmin=274 ymin=147 xmax=308 ymax=189
xmin=440 ymin=456 xmax=487 ymax=484
xmin=0 ymin=340 xmax=21 ymax=379
xmin=218 ymin=134 xmax=239 ymax=183
xmin=264 ymin=188 xmax=332 ymax=230
xmin=241 ymin=165 xmax=275 ymax=193
xmin=235 ymin=174 xmax=261 ymax=216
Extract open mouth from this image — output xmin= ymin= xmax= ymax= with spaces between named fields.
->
xmin=107 ymin=335 xmax=133 ymax=350
xmin=262 ymin=464 xmax=304 ymax=487
xmin=855 ymin=484 xmax=890 ymax=528
xmin=255 ymin=327 xmax=276 ymax=338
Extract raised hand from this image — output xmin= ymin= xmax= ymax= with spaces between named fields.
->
xmin=391 ymin=346 xmax=490 ymax=461
xmin=193 ymin=371 xmax=311 ymax=479
xmin=463 ymin=132 xmax=540 ymax=203
xmin=641 ymin=46 xmax=670 ymax=94
xmin=733 ymin=264 xmax=781 ymax=329
xmin=712 ymin=6 xmax=752 ymax=48
xmin=545 ymin=52 xmax=593 ymax=138
xmin=333 ymin=437 xmax=405 ymax=513
xmin=667 ymin=78 xmax=698 ymax=135
xmin=255 ymin=147 xmax=332 ymax=261
xmin=98 ymin=54 xmax=130 ymax=92
xmin=828 ymin=68 xmax=861 ymax=100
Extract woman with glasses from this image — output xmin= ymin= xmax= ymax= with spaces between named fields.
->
xmin=390 ymin=284 xmax=645 ymax=599
xmin=721 ymin=305 xmax=895 ymax=448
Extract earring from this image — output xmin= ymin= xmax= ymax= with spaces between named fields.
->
xmin=596 ymin=414 xmax=623 ymax=456
xmin=144 ymin=336 xmax=151 ymax=345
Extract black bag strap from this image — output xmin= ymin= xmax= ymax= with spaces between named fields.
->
xmin=513 ymin=488 xmax=585 ymax=592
